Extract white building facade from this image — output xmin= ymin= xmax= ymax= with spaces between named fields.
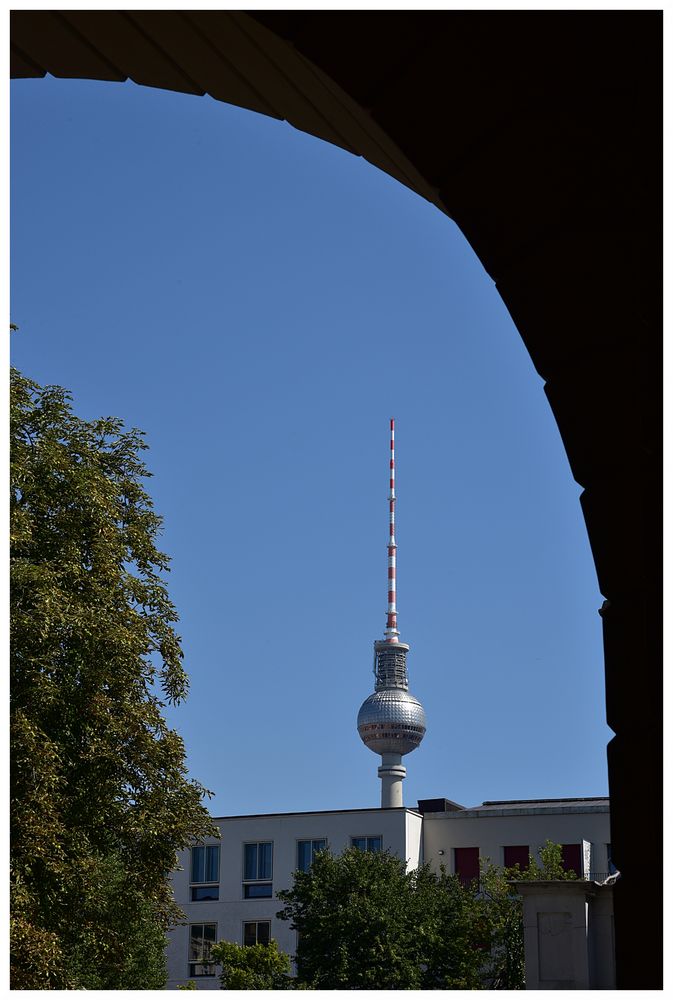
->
xmin=166 ymin=795 xmax=611 ymax=989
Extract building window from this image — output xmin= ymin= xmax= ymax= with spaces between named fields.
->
xmin=190 ymin=844 xmax=220 ymax=901
xmin=454 ymin=847 xmax=480 ymax=887
xmin=244 ymin=882 xmax=272 ymax=899
xmin=191 ymin=885 xmax=219 ymax=901
xmin=244 ymin=921 xmax=271 ymax=947
xmin=297 ymin=839 xmax=327 ymax=872
xmin=351 ymin=836 xmax=382 ymax=852
xmin=243 ymin=842 xmax=273 ymax=899
xmin=503 ymin=845 xmax=530 ymax=870
xmin=561 ymin=843 xmax=582 ymax=877
xmin=192 ymin=845 xmax=220 ymax=882
xmin=189 ymin=923 xmax=217 ymax=977
xmin=607 ymin=843 xmax=618 ymax=875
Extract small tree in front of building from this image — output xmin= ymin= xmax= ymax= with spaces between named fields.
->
xmin=212 ymin=938 xmax=292 ymax=990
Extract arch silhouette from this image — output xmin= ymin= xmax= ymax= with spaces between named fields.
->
xmin=10 ymin=11 xmax=661 ymax=987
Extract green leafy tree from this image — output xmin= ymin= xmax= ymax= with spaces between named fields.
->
xmin=212 ymin=938 xmax=292 ymax=990
xmin=411 ymin=863 xmax=490 ymax=989
xmin=477 ymin=862 xmax=526 ymax=989
xmin=276 ymin=847 xmax=485 ymax=989
xmin=528 ymin=840 xmax=580 ymax=881
xmin=10 ymin=369 xmax=218 ymax=989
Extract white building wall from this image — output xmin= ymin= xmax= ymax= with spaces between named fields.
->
xmin=422 ymin=805 xmax=611 ymax=877
xmin=167 ymin=807 xmax=416 ymax=990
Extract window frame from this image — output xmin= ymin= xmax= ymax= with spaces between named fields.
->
xmin=242 ymin=841 xmax=273 ymax=899
xmin=190 ymin=843 xmax=220 ymax=901
xmin=296 ymin=837 xmax=328 ymax=872
xmin=350 ymin=835 xmax=383 ymax=853
xmin=191 ymin=843 xmax=220 ymax=884
xmin=188 ymin=921 xmax=217 ymax=978
xmin=190 ymin=884 xmax=220 ymax=902
xmin=243 ymin=920 xmax=271 ymax=947
xmin=560 ymin=842 xmax=583 ymax=877
xmin=454 ymin=846 xmax=480 ymax=886
xmin=502 ymin=844 xmax=530 ymax=871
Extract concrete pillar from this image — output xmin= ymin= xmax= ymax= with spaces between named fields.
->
xmin=515 ymin=880 xmax=615 ymax=990
xmin=378 ymin=753 xmax=406 ymax=808
xmin=587 ymin=884 xmax=616 ymax=989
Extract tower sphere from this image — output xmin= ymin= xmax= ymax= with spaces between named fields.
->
xmin=357 ymin=688 xmax=426 ymax=756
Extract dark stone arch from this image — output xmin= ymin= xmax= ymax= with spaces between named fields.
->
xmin=10 ymin=11 xmax=661 ymax=987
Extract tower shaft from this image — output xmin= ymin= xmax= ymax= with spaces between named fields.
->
xmin=378 ymin=754 xmax=406 ymax=808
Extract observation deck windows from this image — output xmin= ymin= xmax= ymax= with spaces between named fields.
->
xmin=375 ymin=648 xmax=408 ymax=689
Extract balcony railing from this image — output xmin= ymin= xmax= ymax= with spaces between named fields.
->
xmin=585 ymin=871 xmax=619 ymax=882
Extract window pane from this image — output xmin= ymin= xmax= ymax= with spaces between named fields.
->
xmin=503 ymin=845 xmax=529 ymax=870
xmin=351 ymin=837 xmax=367 ymax=851
xmin=202 ymin=923 xmax=216 ymax=962
xmin=244 ymin=843 xmax=258 ymax=881
xmin=455 ymin=847 xmax=480 ymax=887
xmin=189 ymin=925 xmax=203 ymax=961
xmin=313 ymin=839 xmax=326 ymax=857
xmin=259 ymin=842 xmax=273 ymax=880
xmin=191 ymin=846 xmax=205 ymax=883
xmin=244 ymin=882 xmax=272 ymax=899
xmin=561 ymin=843 xmax=582 ymax=876
xmin=244 ymin=923 xmax=257 ymax=947
xmin=297 ymin=841 xmax=311 ymax=872
xmin=368 ymin=837 xmax=382 ymax=852
xmin=257 ymin=922 xmax=270 ymax=946
xmin=205 ymin=845 xmax=220 ymax=882
xmin=191 ymin=886 xmax=219 ymax=901
xmin=189 ymin=924 xmax=216 ymax=973
xmin=190 ymin=962 xmax=215 ymax=977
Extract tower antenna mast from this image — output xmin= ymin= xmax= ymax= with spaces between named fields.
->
xmin=385 ymin=418 xmax=399 ymax=642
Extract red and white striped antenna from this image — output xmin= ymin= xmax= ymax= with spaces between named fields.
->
xmin=384 ymin=417 xmax=400 ymax=643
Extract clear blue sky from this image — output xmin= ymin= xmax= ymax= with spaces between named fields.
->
xmin=11 ymin=76 xmax=612 ymax=815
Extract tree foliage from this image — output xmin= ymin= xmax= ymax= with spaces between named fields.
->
xmin=212 ymin=939 xmax=292 ymax=990
xmin=276 ymin=848 xmax=486 ymax=989
xmin=276 ymin=842 xmax=579 ymax=990
xmin=10 ymin=369 xmax=218 ymax=989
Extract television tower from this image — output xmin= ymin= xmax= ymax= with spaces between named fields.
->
xmin=357 ymin=419 xmax=426 ymax=808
